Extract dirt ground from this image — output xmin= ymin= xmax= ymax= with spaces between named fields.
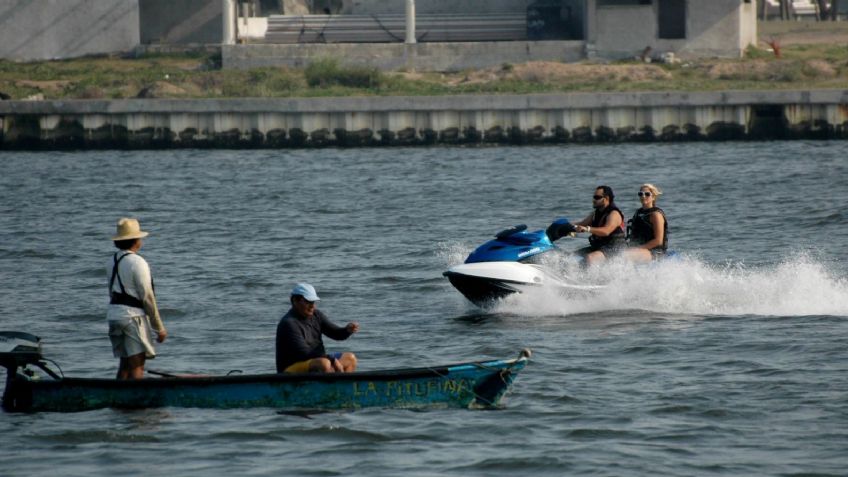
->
xmin=409 ymin=21 xmax=848 ymax=88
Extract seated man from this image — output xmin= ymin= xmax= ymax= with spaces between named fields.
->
xmin=275 ymin=283 xmax=359 ymax=373
xmin=572 ymin=185 xmax=626 ymax=266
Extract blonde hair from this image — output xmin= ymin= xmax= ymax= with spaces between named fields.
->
xmin=640 ymin=183 xmax=662 ymax=199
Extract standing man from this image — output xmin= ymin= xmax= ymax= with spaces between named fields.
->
xmin=107 ymin=218 xmax=167 ymax=379
xmin=276 ymin=283 xmax=359 ymax=373
xmin=573 ymin=185 xmax=626 ymax=266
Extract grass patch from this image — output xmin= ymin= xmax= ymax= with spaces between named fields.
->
xmin=304 ymin=58 xmax=383 ymax=89
xmin=0 ymin=44 xmax=845 ymax=100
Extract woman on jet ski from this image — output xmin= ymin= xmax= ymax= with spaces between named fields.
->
xmin=622 ymin=183 xmax=668 ymax=262
xmin=573 ymin=185 xmax=626 ymax=266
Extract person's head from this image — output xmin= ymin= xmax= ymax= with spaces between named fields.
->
xmin=593 ymin=185 xmax=615 ymax=210
xmin=638 ymin=183 xmax=662 ymax=208
xmin=112 ymin=218 xmax=148 ymax=251
xmin=290 ymin=282 xmax=320 ymax=318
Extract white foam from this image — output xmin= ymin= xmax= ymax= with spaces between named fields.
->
xmin=441 ymin=244 xmax=848 ymax=317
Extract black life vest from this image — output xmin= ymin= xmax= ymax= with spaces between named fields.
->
xmin=109 ymin=252 xmax=146 ymax=309
xmin=627 ymin=207 xmax=668 ymax=250
xmin=588 ymin=204 xmax=626 ymax=249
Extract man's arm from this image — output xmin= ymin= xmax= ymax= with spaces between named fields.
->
xmin=135 ymin=259 xmax=167 ymax=342
xmin=588 ymin=210 xmax=623 ymax=237
xmin=573 ymin=212 xmax=594 ymax=227
xmin=317 ymin=310 xmax=356 ymax=341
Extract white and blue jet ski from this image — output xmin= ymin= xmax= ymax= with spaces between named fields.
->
xmin=443 ymin=219 xmax=603 ymax=307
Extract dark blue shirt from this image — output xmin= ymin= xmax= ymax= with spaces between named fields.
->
xmin=275 ymin=307 xmax=352 ymax=372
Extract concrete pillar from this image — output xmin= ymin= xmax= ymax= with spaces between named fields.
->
xmin=585 ymin=0 xmax=596 ymax=57
xmin=405 ymin=0 xmax=416 ymax=44
xmin=223 ymin=0 xmax=236 ymax=45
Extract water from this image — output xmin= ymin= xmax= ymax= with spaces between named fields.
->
xmin=1 ymin=142 xmax=847 ymax=476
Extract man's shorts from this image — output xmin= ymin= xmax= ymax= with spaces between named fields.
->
xmin=109 ymin=316 xmax=156 ymax=359
xmin=284 ymin=352 xmax=343 ymax=373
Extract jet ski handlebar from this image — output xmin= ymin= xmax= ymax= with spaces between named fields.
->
xmin=545 ymin=218 xmax=577 ymax=242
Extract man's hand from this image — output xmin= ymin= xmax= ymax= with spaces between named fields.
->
xmin=156 ymin=329 xmax=168 ymax=343
xmin=346 ymin=322 xmax=359 ymax=334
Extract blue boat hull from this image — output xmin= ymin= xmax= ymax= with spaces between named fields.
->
xmin=3 ymin=352 xmax=529 ymax=413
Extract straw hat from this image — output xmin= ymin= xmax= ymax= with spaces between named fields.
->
xmin=112 ymin=218 xmax=149 ymax=241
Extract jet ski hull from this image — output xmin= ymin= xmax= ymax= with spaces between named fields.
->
xmin=443 ymin=262 xmax=544 ymax=307
xmin=444 ymin=260 xmax=606 ymax=307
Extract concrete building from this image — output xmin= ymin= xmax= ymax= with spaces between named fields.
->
xmin=0 ymin=0 xmax=139 ymax=61
xmin=587 ymin=0 xmax=758 ymax=59
xmin=227 ymin=0 xmax=759 ymax=70
xmin=1 ymin=1 xmax=756 ymax=68
xmin=0 ymin=0 xmax=233 ymax=61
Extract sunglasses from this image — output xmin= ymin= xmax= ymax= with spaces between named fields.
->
xmin=592 ymin=195 xmax=605 ymax=200
xmin=637 ymin=191 xmax=652 ymax=197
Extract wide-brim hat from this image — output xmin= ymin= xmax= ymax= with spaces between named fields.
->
xmin=112 ymin=218 xmax=149 ymax=241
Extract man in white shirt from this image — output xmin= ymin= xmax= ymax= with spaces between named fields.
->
xmin=107 ymin=218 xmax=167 ymax=379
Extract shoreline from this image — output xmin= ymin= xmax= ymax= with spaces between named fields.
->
xmin=2 ymin=89 xmax=847 ymax=149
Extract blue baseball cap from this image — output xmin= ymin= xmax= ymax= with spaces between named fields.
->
xmin=291 ymin=283 xmax=320 ymax=302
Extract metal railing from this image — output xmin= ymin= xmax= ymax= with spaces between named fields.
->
xmin=263 ymin=13 xmax=527 ymax=44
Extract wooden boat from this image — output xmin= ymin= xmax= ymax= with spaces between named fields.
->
xmin=1 ymin=331 xmax=530 ymax=413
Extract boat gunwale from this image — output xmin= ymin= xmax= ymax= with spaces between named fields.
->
xmin=11 ymin=356 xmax=526 ymax=388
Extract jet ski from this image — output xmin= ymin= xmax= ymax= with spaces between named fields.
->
xmin=443 ymin=219 xmax=602 ymax=307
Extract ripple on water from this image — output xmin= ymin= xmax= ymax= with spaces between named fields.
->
xmin=1 ymin=144 xmax=847 ymax=476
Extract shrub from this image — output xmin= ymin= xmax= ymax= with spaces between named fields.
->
xmin=304 ymin=58 xmax=383 ymax=88
xmin=769 ymin=62 xmax=804 ymax=82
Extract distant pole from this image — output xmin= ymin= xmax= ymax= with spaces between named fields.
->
xmin=223 ymin=0 xmax=236 ymax=45
xmin=405 ymin=0 xmax=416 ymax=44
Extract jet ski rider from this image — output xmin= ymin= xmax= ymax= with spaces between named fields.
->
xmin=622 ymin=183 xmax=668 ymax=262
xmin=573 ymin=185 xmax=626 ymax=266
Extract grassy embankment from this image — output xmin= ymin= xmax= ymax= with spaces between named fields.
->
xmin=1 ymin=40 xmax=846 ymax=100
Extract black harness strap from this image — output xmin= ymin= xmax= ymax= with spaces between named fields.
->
xmin=109 ymin=252 xmax=145 ymax=309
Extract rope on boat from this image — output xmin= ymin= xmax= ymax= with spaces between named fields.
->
xmin=424 ymin=348 xmax=531 ymax=406
xmin=33 ymin=358 xmax=63 ymax=379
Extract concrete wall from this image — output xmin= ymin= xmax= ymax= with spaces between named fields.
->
xmin=224 ymin=41 xmax=586 ymax=71
xmin=139 ymin=0 xmax=222 ymax=44
xmin=0 ymin=0 xmax=139 ymax=61
xmin=593 ymin=0 xmax=757 ymax=59
xmin=2 ymin=91 xmax=846 ymax=149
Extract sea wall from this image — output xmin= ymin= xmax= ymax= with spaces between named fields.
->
xmin=1 ymin=90 xmax=846 ymax=149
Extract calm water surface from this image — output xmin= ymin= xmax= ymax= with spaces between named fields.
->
xmin=1 ymin=142 xmax=847 ymax=476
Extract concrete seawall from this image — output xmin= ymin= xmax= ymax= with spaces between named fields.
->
xmin=1 ymin=90 xmax=847 ymax=149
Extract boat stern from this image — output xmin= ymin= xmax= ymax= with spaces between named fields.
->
xmin=1 ymin=331 xmax=45 ymax=412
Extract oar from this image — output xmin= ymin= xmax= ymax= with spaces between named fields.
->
xmin=146 ymin=369 xmax=177 ymax=378
xmin=147 ymin=369 xmax=242 ymax=378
